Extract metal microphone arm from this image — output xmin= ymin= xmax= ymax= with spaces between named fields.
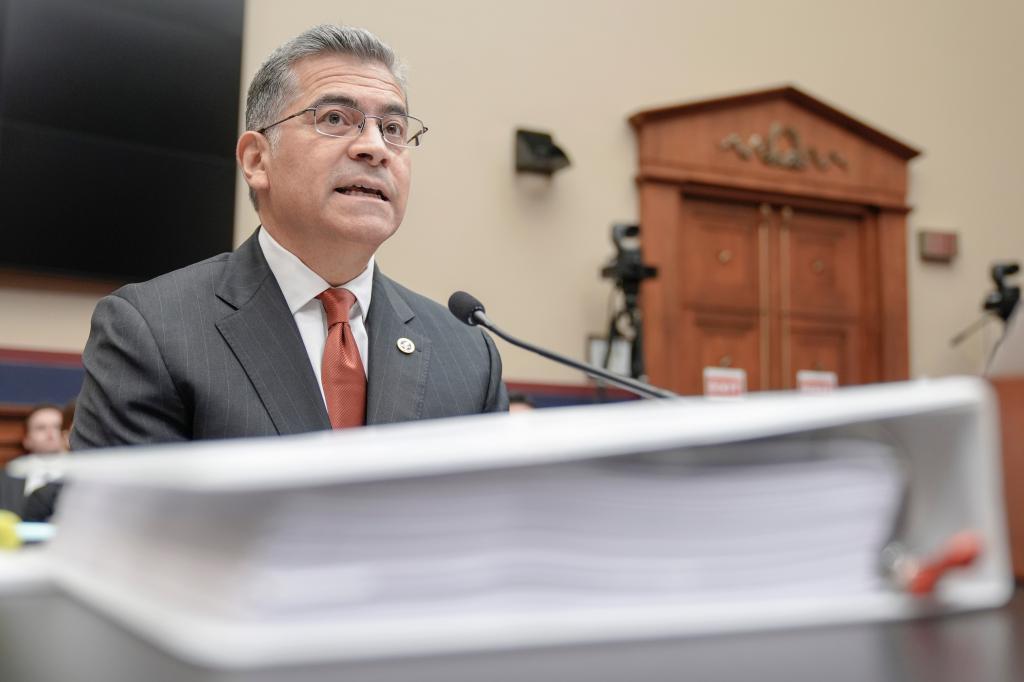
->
xmin=471 ymin=310 xmax=677 ymax=400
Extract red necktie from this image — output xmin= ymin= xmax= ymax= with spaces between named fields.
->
xmin=316 ymin=288 xmax=366 ymax=428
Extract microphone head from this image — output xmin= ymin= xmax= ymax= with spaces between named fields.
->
xmin=448 ymin=291 xmax=486 ymax=326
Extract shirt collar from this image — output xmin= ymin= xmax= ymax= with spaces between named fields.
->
xmin=258 ymin=227 xmax=374 ymax=322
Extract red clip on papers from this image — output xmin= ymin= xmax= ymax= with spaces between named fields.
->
xmin=884 ymin=531 xmax=983 ymax=596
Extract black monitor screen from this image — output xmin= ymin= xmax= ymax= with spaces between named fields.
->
xmin=0 ymin=0 xmax=244 ymax=282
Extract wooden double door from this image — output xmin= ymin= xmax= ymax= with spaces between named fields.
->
xmin=630 ymin=87 xmax=915 ymax=394
xmin=667 ymin=191 xmax=880 ymax=394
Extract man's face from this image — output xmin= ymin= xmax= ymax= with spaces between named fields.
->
xmin=22 ymin=407 xmax=65 ymax=455
xmin=258 ymin=54 xmax=412 ymax=255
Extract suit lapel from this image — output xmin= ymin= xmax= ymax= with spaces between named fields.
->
xmin=214 ymin=231 xmax=330 ymax=435
xmin=365 ymin=268 xmax=431 ymax=425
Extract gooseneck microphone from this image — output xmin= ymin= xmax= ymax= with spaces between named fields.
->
xmin=448 ymin=291 xmax=676 ymax=400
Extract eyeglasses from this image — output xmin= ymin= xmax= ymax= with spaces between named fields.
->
xmin=257 ymin=103 xmax=428 ymax=148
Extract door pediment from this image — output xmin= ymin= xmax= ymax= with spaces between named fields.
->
xmin=630 ymin=86 xmax=920 ymax=208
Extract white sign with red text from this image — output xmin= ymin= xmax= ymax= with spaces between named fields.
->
xmin=703 ymin=367 xmax=747 ymax=398
xmin=796 ymin=370 xmax=838 ymax=394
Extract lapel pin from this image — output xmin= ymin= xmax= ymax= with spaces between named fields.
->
xmin=396 ymin=337 xmax=415 ymax=354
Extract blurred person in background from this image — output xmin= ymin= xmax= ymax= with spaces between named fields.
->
xmin=20 ymin=401 xmax=76 ymax=522
xmin=0 ymin=404 xmax=68 ymax=516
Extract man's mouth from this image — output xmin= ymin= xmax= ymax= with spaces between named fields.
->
xmin=335 ymin=184 xmax=389 ymax=202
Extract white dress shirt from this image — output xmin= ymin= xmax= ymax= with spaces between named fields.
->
xmin=258 ymin=228 xmax=373 ymax=407
xmin=7 ymin=453 xmax=67 ymax=496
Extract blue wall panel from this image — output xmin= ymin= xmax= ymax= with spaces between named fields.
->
xmin=0 ymin=362 xmax=84 ymax=406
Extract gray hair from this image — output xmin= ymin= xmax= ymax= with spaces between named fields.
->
xmin=244 ymin=24 xmax=407 ymax=208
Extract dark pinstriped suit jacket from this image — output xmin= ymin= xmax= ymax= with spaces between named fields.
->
xmin=70 ymin=231 xmax=508 ymax=449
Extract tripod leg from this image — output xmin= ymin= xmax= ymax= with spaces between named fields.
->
xmin=630 ymin=308 xmax=645 ymax=380
xmin=603 ymin=313 xmax=622 ymax=370
xmin=949 ymin=314 xmax=992 ymax=347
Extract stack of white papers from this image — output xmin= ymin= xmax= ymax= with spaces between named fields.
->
xmin=51 ymin=439 xmax=902 ymax=621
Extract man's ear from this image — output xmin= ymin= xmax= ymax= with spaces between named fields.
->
xmin=237 ymin=131 xmax=271 ymax=195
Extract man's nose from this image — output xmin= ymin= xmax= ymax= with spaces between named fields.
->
xmin=348 ymin=118 xmax=390 ymax=165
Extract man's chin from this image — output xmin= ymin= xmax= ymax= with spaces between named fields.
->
xmin=326 ymin=220 xmax=400 ymax=249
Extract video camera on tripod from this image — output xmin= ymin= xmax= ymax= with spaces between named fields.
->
xmin=600 ymin=224 xmax=658 ymax=379
xmin=950 ymin=261 xmax=1020 ymax=347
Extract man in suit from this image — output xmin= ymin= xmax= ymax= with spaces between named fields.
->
xmin=1 ymin=404 xmax=67 ymax=515
xmin=72 ymin=25 xmax=508 ymax=450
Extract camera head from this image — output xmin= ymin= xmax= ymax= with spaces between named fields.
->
xmin=991 ymin=263 xmax=1020 ymax=285
xmin=984 ymin=261 xmax=1020 ymax=322
xmin=601 ymin=223 xmax=657 ymax=299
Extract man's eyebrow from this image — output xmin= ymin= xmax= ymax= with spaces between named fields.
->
xmin=308 ymin=94 xmax=408 ymax=116
xmin=379 ymin=102 xmax=409 ymax=116
xmin=308 ymin=94 xmax=357 ymax=109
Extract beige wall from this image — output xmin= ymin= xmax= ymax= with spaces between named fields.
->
xmin=3 ymin=0 xmax=1023 ymax=385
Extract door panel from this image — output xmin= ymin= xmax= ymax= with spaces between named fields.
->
xmin=680 ymin=198 xmax=764 ymax=313
xmin=783 ymin=318 xmax=860 ymax=388
xmin=682 ymin=309 xmax=765 ymax=393
xmin=780 ymin=207 xmax=863 ymax=319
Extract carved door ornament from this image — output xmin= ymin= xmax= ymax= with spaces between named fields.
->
xmin=720 ymin=122 xmax=849 ymax=172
